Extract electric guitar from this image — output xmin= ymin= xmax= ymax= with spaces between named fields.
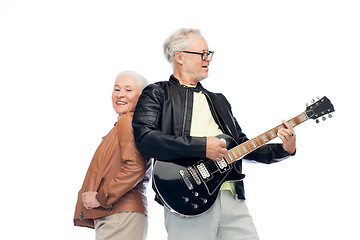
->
xmin=153 ymin=96 xmax=335 ymax=217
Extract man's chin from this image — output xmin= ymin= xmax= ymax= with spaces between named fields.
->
xmin=197 ymin=74 xmax=208 ymax=82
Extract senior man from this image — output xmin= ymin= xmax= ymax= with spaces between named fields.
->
xmin=133 ymin=28 xmax=296 ymax=240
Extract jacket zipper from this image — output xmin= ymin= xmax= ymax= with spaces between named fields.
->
xmin=182 ymin=88 xmax=189 ymax=135
xmin=204 ymin=92 xmax=241 ymax=200
xmin=203 ymin=92 xmax=226 ymax=134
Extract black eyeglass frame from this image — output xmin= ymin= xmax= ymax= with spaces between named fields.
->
xmin=179 ymin=50 xmax=214 ymax=61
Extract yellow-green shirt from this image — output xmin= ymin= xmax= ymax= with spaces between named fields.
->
xmin=190 ymin=91 xmax=235 ymax=195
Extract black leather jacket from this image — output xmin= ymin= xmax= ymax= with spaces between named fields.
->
xmin=133 ymin=75 xmax=292 ymax=200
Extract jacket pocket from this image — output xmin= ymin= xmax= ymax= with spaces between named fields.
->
xmin=96 ymin=178 xmax=105 ymax=192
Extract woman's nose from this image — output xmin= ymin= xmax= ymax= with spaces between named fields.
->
xmin=117 ymin=89 xmax=125 ymax=97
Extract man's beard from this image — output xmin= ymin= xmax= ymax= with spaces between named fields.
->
xmin=195 ymin=73 xmax=208 ymax=82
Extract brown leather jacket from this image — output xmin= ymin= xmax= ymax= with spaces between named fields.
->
xmin=74 ymin=112 xmax=152 ymax=228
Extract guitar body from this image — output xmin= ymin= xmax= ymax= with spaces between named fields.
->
xmin=153 ymin=134 xmax=245 ymax=217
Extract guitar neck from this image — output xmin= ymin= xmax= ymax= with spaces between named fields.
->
xmin=224 ymin=112 xmax=309 ymax=164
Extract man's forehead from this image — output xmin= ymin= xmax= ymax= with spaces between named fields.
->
xmin=188 ymin=36 xmax=209 ymax=50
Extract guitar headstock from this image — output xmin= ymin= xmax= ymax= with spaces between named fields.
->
xmin=305 ymin=96 xmax=335 ymax=123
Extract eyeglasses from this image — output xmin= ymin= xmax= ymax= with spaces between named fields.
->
xmin=179 ymin=50 xmax=214 ymax=61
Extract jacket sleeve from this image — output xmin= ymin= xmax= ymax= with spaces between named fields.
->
xmin=223 ymin=95 xmax=294 ymax=164
xmin=96 ymin=113 xmax=146 ymax=209
xmin=244 ymin=144 xmax=293 ymax=164
xmin=132 ymin=84 xmax=206 ymax=161
xmin=234 ymin=117 xmax=294 ymax=164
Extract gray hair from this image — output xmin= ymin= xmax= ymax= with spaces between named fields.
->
xmin=115 ymin=70 xmax=148 ymax=92
xmin=163 ymin=28 xmax=202 ymax=66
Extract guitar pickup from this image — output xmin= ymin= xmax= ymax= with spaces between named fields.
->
xmin=217 ymin=159 xmax=228 ymax=169
xmin=187 ymin=166 xmax=201 ymax=185
xmin=196 ymin=162 xmax=211 ymax=180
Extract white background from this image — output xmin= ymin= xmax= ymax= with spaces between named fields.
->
xmin=1 ymin=1 xmax=359 ymax=239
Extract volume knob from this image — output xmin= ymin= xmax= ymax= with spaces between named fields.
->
xmin=183 ymin=197 xmax=189 ymax=203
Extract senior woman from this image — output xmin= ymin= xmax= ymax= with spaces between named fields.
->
xmin=74 ymin=71 xmax=151 ymax=240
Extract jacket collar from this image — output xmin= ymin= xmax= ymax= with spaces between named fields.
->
xmin=169 ymin=75 xmax=204 ymax=93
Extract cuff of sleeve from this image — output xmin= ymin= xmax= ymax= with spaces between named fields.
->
xmin=96 ymin=189 xmax=108 ymax=209
xmin=280 ymin=144 xmax=296 ymax=156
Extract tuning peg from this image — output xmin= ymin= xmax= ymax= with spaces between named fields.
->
xmin=311 ymin=99 xmax=315 ymax=103
xmin=328 ymin=114 xmax=333 ymax=118
xmin=316 ymin=119 xmax=320 ymax=124
xmin=306 ymin=103 xmax=309 ymax=107
xmin=317 ymin=96 xmax=320 ymax=100
xmin=322 ymin=116 xmax=326 ymax=121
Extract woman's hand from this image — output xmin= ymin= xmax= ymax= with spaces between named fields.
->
xmin=82 ymin=191 xmax=101 ymax=209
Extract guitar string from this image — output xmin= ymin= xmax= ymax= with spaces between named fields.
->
xmin=185 ymin=128 xmax=285 ymax=180
xmin=184 ymin=115 xmax=305 ymax=182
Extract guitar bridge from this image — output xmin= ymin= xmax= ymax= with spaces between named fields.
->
xmin=179 ymin=169 xmax=193 ymax=190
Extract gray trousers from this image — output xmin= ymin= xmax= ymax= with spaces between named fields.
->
xmin=94 ymin=212 xmax=147 ymax=240
xmin=164 ymin=190 xmax=260 ymax=240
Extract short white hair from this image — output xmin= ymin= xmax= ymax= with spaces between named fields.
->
xmin=163 ymin=28 xmax=202 ymax=66
xmin=115 ymin=70 xmax=148 ymax=92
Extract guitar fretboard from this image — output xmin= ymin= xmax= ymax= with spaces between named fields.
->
xmin=224 ymin=112 xmax=309 ymax=163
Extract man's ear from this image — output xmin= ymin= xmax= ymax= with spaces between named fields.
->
xmin=174 ymin=52 xmax=183 ymax=65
